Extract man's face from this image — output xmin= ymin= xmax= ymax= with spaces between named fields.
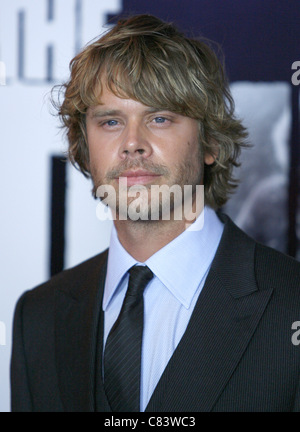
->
xmin=86 ymin=85 xmax=213 ymax=221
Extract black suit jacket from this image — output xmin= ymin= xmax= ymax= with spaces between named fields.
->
xmin=11 ymin=215 xmax=300 ymax=412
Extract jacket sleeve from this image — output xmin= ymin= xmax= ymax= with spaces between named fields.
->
xmin=10 ymin=292 xmax=33 ymax=412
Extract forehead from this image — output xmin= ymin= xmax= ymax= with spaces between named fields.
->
xmin=85 ymin=66 xmax=193 ymax=119
xmin=87 ymin=84 xmax=167 ymax=117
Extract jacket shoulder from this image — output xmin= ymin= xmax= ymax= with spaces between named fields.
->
xmin=217 ymin=212 xmax=300 ymax=295
xmin=18 ymin=249 xmax=108 ymax=312
xmin=255 ymin=241 xmax=300 ymax=287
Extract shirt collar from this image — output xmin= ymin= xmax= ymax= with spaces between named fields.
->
xmin=103 ymin=206 xmax=224 ymax=310
xmin=102 ymin=227 xmax=138 ymax=310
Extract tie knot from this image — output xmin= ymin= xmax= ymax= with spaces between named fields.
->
xmin=127 ymin=265 xmax=153 ymax=298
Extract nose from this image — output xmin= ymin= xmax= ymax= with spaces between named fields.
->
xmin=118 ymin=121 xmax=152 ymax=159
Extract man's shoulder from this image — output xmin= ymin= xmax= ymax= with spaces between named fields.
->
xmin=218 ymin=211 xmax=300 ymax=282
xmin=255 ymin=240 xmax=300 ymax=283
xmin=222 ymin=211 xmax=298 ymax=255
xmin=19 ymin=249 xmax=108 ymax=310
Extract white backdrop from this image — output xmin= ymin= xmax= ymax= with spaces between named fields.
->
xmin=0 ymin=0 xmax=121 ymax=412
xmin=0 ymin=0 xmax=291 ymax=413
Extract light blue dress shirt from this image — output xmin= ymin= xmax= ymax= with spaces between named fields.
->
xmin=103 ymin=206 xmax=224 ymax=411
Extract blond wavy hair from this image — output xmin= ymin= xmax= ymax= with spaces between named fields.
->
xmin=54 ymin=14 xmax=248 ymax=208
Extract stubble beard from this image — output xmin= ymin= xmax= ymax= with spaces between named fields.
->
xmin=91 ymin=150 xmax=204 ymax=224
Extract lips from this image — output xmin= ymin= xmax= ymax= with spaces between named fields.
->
xmin=117 ymin=169 xmax=161 ymax=186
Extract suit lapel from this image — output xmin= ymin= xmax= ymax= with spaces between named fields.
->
xmin=146 ymin=217 xmax=274 ymax=412
xmin=55 ymin=252 xmax=108 ymax=412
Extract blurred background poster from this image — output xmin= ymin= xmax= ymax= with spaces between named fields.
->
xmin=0 ymin=0 xmax=299 ymax=412
xmin=224 ymin=82 xmax=291 ymax=254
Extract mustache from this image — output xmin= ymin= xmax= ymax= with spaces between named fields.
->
xmin=105 ymin=159 xmax=170 ymax=180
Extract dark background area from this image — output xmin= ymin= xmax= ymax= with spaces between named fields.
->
xmin=113 ymin=0 xmax=300 ymax=82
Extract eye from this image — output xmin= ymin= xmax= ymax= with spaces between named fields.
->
xmin=153 ymin=117 xmax=167 ymax=124
xmin=151 ymin=115 xmax=173 ymax=127
xmin=104 ymin=119 xmax=119 ymax=127
xmin=98 ymin=119 xmax=121 ymax=130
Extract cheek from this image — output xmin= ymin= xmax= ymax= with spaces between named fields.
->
xmin=87 ymin=130 xmax=109 ymax=171
xmin=87 ymin=141 xmax=100 ymax=171
xmin=183 ymin=138 xmax=202 ymax=164
xmin=87 ymin=139 xmax=105 ymax=178
xmin=182 ymin=140 xmax=204 ymax=179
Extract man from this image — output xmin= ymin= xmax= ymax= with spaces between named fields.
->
xmin=11 ymin=14 xmax=300 ymax=412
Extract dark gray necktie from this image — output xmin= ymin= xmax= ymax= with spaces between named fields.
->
xmin=104 ymin=265 xmax=153 ymax=412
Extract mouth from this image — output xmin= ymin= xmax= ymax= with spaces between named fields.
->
xmin=116 ymin=169 xmax=162 ymax=186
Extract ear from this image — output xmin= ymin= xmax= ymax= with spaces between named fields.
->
xmin=204 ymin=138 xmax=219 ymax=165
xmin=204 ymin=152 xmax=216 ymax=165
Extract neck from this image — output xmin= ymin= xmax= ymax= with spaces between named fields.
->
xmin=113 ymin=218 xmax=189 ymax=262
xmin=112 ymin=190 xmax=204 ymax=261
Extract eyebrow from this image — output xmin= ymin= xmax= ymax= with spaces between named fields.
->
xmin=89 ymin=107 xmax=169 ymax=119
xmin=90 ymin=109 xmax=122 ymax=119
